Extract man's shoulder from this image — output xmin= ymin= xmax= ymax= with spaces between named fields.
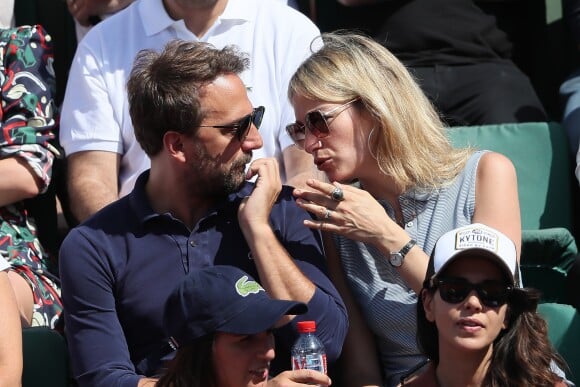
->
xmin=68 ymin=195 xmax=137 ymax=239
xmin=235 ymin=182 xmax=301 ymax=215
xmin=273 ymin=185 xmax=301 ymax=210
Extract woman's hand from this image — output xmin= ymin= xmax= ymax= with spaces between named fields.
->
xmin=293 ymin=179 xmax=403 ymax=247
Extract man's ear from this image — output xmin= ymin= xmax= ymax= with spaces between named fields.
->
xmin=422 ymin=289 xmax=436 ymax=322
xmin=163 ymin=131 xmax=186 ymax=162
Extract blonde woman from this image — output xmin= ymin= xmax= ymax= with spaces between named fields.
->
xmin=289 ymin=31 xmax=521 ymax=386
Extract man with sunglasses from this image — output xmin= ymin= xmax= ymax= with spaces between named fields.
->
xmin=59 ymin=40 xmax=348 ymax=387
xmin=59 ymin=0 xmax=321 ymax=226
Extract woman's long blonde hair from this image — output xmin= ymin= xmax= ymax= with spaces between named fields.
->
xmin=288 ymin=31 xmax=473 ymax=192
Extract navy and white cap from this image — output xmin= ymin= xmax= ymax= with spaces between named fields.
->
xmin=427 ymin=223 xmax=519 ymax=287
xmin=163 ymin=265 xmax=307 ymax=346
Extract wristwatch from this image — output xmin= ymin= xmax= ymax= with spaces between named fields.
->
xmin=389 ymin=239 xmax=417 ymax=267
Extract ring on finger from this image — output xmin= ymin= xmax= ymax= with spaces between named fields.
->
xmin=330 ymin=186 xmax=344 ymax=202
xmin=324 ymin=209 xmax=332 ymax=220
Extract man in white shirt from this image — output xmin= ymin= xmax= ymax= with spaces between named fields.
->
xmin=66 ymin=0 xmax=135 ymax=43
xmin=66 ymin=0 xmax=299 ymax=43
xmin=60 ymin=0 xmax=319 ymax=223
xmin=0 ymin=0 xmax=14 ymax=29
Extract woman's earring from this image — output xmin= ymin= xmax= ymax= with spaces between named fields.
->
xmin=367 ymin=127 xmax=378 ymax=160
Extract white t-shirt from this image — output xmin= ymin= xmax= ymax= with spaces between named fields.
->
xmin=73 ymin=0 xmax=300 ymax=43
xmin=61 ymin=0 xmax=320 ymax=197
xmin=0 ymin=0 xmax=14 ymax=29
xmin=0 ymin=256 xmax=9 ymax=272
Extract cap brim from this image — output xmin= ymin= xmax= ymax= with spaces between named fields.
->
xmin=218 ymin=299 xmax=307 ymax=335
xmin=434 ymin=248 xmax=516 ymax=285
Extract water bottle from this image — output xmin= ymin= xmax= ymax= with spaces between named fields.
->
xmin=291 ymin=320 xmax=327 ymax=375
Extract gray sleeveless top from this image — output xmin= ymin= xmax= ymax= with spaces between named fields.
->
xmin=335 ymin=151 xmax=485 ymax=387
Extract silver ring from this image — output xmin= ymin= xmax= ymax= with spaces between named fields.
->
xmin=324 ymin=209 xmax=332 ymax=220
xmin=330 ymin=187 xmax=344 ymax=202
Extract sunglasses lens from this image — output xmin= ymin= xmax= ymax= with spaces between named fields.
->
xmin=478 ymin=282 xmax=510 ymax=307
xmin=253 ymin=106 xmax=265 ymax=130
xmin=438 ymin=281 xmax=470 ymax=304
xmin=238 ymin=106 xmax=265 ymax=141
xmin=306 ymin=111 xmax=330 ymax=137
xmin=238 ymin=115 xmax=252 ymax=140
xmin=436 ymin=278 xmax=510 ymax=307
xmin=286 ymin=124 xmax=306 ymax=148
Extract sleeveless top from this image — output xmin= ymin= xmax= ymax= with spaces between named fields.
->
xmin=400 ymin=361 xmax=569 ymax=387
xmin=335 ymin=151 xmax=485 ymax=387
xmin=400 ymin=362 xmax=437 ymax=387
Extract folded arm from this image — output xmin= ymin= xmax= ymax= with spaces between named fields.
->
xmin=0 ymin=25 xmax=57 ymax=206
xmin=66 ymin=150 xmax=120 ymax=223
xmin=68 ymin=0 xmax=135 ymax=26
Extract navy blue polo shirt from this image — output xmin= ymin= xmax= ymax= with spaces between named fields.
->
xmin=60 ymin=171 xmax=347 ymax=387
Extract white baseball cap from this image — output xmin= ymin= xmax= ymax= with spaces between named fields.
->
xmin=428 ymin=223 xmax=519 ymax=286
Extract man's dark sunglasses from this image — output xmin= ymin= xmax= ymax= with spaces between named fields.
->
xmin=199 ymin=106 xmax=265 ymax=142
xmin=285 ymin=98 xmax=359 ymax=149
xmin=432 ymin=277 xmax=513 ymax=308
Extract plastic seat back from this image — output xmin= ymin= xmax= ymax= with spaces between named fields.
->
xmin=22 ymin=327 xmax=70 ymax=387
xmin=448 ymin=122 xmax=574 ymax=231
xmin=538 ymin=303 xmax=580 ymax=383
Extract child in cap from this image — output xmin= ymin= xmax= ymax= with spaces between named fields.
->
xmin=401 ymin=223 xmax=568 ymax=386
xmin=156 ymin=265 xmax=331 ymax=387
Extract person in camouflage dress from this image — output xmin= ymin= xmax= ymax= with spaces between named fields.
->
xmin=0 ymin=24 xmax=62 ymax=328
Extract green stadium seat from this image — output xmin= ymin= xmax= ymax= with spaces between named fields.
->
xmin=22 ymin=327 xmax=70 ymax=387
xmin=448 ymin=122 xmax=578 ymax=304
xmin=448 ymin=122 xmax=575 ymax=231
xmin=538 ymin=302 xmax=580 ymax=384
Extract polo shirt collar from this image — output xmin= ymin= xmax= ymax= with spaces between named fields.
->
xmin=140 ymin=0 xmax=251 ymax=37
xmin=129 ymin=170 xmax=159 ymax=223
xmin=129 ymin=170 xmax=257 ymax=224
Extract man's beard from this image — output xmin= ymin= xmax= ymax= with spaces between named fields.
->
xmin=186 ymin=143 xmax=252 ymax=198
xmin=221 ymin=153 xmax=251 ymax=194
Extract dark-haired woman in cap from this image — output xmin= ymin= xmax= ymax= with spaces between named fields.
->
xmin=156 ymin=265 xmax=331 ymax=387
xmin=403 ymin=224 xmax=568 ymax=387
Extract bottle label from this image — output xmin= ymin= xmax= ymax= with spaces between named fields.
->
xmin=292 ymin=353 xmax=327 ymax=374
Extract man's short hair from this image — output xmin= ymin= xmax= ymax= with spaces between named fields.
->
xmin=127 ymin=39 xmax=249 ymax=156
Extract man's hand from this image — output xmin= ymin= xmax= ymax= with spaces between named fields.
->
xmin=66 ymin=0 xmax=134 ymax=26
xmin=268 ymin=369 xmax=331 ymax=386
xmin=238 ymin=158 xmax=282 ymax=232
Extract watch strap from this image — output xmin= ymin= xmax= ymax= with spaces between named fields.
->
xmin=398 ymin=239 xmax=417 ymax=258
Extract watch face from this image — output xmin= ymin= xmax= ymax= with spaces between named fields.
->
xmin=390 ymin=252 xmax=403 ymax=267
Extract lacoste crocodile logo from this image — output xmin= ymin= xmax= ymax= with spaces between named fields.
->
xmin=235 ymin=276 xmax=264 ymax=297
